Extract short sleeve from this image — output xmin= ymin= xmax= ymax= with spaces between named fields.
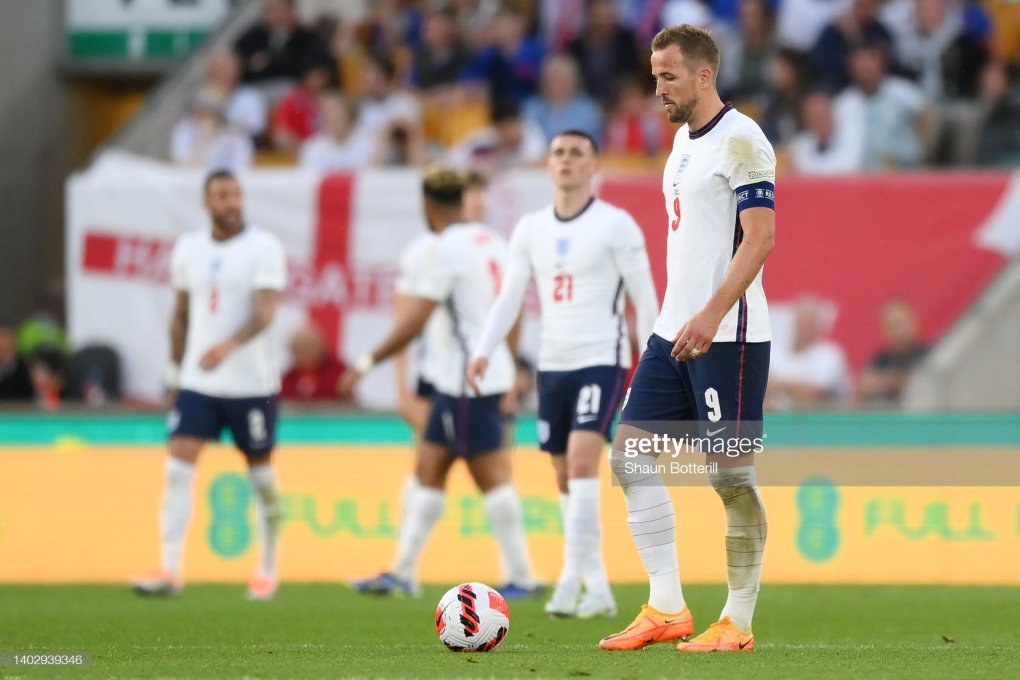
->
xmin=725 ymin=129 xmax=777 ymax=211
xmin=170 ymin=235 xmax=189 ymax=290
xmin=406 ymin=237 xmax=457 ymax=302
xmin=254 ymin=235 xmax=288 ymax=291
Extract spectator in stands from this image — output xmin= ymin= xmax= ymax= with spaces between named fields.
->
xmin=281 ymin=325 xmax=349 ymax=402
xmin=462 ymin=5 xmax=546 ymax=105
xmin=355 ymin=0 xmax=423 ymax=65
xmin=661 ymin=0 xmax=741 ymax=92
xmin=462 ymin=169 xmax=490 ymax=222
xmin=0 ymin=320 xmax=32 ymax=401
xmin=789 ymin=91 xmax=864 ymax=173
xmin=299 ymin=94 xmax=375 ymax=171
xmin=447 ymin=99 xmax=547 ymax=172
xmin=410 ymin=6 xmax=473 ymax=91
xmin=895 ymin=0 xmax=987 ymax=101
xmin=859 ymin=299 xmax=929 ymax=406
xmin=604 ymin=77 xmax=668 ymax=157
xmin=726 ymin=0 xmax=777 ymax=101
xmin=271 ymin=58 xmax=334 ymax=152
xmin=523 ymin=54 xmax=603 ymax=144
xmin=234 ymin=0 xmax=331 ymax=92
xmin=170 ymin=92 xmax=254 ymax=171
xmin=833 ymin=42 xmax=931 ymax=170
xmin=357 ymin=52 xmax=425 ymax=167
xmin=975 ymin=61 xmax=1020 ymax=167
xmin=566 ymin=0 xmax=642 ymax=105
xmin=198 ymin=49 xmax=267 ymax=140
xmin=894 ymin=0 xmax=989 ymax=164
xmin=759 ymin=48 xmax=810 ymax=146
xmin=809 ymin=0 xmax=894 ymax=93
xmin=767 ymin=297 xmax=850 ymax=410
xmin=29 ymin=346 xmax=67 ymax=412
xmin=776 ymin=0 xmax=852 ymax=52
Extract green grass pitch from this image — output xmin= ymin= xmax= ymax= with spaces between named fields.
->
xmin=2 ymin=584 xmax=1018 ymax=679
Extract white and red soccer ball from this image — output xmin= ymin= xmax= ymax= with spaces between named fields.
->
xmin=435 ymin=582 xmax=510 ymax=652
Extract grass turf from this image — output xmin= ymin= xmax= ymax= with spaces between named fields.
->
xmin=1 ymin=584 xmax=1018 ymax=679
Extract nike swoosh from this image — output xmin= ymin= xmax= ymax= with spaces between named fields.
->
xmin=739 ymin=639 xmax=752 ymax=649
xmin=706 ymin=427 xmax=726 ymax=436
xmin=577 ymin=415 xmax=600 ymax=424
xmin=663 ymin=618 xmax=686 ymax=624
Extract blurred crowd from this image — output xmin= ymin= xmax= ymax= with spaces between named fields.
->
xmin=170 ymin=0 xmax=1020 ymax=174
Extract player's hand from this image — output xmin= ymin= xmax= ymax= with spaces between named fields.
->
xmin=672 ymin=308 xmax=724 ymax=361
xmin=337 ymin=368 xmax=362 ymax=400
xmin=500 ymin=388 xmax=519 ymax=418
xmin=465 ymin=357 xmax=489 ymax=396
xmin=199 ymin=339 xmax=239 ymax=371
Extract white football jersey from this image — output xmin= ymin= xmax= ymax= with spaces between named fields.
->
xmin=490 ymin=199 xmax=656 ymax=371
xmin=171 ymin=225 xmax=287 ymax=397
xmin=654 ymin=104 xmax=775 ymax=343
xmin=407 ymin=222 xmax=514 ymax=397
xmin=395 ymin=231 xmax=449 ymax=387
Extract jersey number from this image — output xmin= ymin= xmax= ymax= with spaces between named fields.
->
xmin=577 ymin=384 xmax=602 ymax=417
xmin=670 ymin=196 xmax=682 ymax=232
xmin=553 ymin=274 xmax=574 ymax=302
xmin=705 ymin=388 xmax=722 ymax=423
xmin=488 ymin=259 xmax=502 ymax=296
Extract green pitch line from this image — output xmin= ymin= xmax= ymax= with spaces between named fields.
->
xmin=1 ymin=412 xmax=1019 ymax=447
xmin=1 ymin=584 xmax=1018 ymax=679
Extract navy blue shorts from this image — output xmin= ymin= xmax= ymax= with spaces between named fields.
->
xmin=537 ymin=365 xmax=628 ymax=455
xmin=423 ymin=392 xmax=504 ymax=457
xmin=621 ymin=335 xmax=769 ymax=433
xmin=169 ymin=389 xmax=278 ymax=458
xmin=415 ymin=377 xmax=438 ymax=399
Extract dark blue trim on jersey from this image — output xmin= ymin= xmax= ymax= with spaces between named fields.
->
xmin=732 ymin=213 xmax=748 ymax=343
xmin=554 ymin=196 xmax=596 ymax=222
xmin=611 ymin=277 xmax=624 ymax=367
xmin=735 ymin=181 xmax=775 ymax=211
xmin=688 ymin=102 xmax=734 ymax=139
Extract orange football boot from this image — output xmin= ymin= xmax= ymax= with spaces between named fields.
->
xmin=598 ymin=604 xmax=695 ymax=651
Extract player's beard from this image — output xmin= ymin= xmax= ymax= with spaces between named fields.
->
xmin=213 ymin=211 xmax=244 ymax=235
xmin=667 ymin=95 xmax=698 ymax=125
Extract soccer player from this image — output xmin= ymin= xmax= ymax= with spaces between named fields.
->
xmin=341 ymin=168 xmax=537 ymax=598
xmin=598 ymin=24 xmax=775 ymax=652
xmin=467 ymin=130 xmax=658 ymax=618
xmin=132 ymin=170 xmax=287 ymax=600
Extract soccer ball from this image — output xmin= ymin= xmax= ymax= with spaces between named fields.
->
xmin=435 ymin=582 xmax=510 ymax=652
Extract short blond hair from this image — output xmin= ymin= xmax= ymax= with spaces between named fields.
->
xmin=422 ymin=166 xmax=465 ymax=207
xmin=652 ymin=24 xmax=721 ymax=76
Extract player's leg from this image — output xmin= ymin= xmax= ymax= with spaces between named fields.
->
xmin=677 ymin=342 xmax=769 ymax=652
xmin=354 ymin=395 xmax=456 ymax=597
xmin=568 ymin=366 xmax=628 ymax=619
xmin=535 ymin=371 xmax=579 ymax=614
xmin=225 ymin=394 xmax=281 ymax=600
xmin=133 ymin=390 xmax=219 ymax=596
xmin=600 ymin=337 xmax=696 ymax=650
xmin=463 ymin=394 xmax=538 ymax=599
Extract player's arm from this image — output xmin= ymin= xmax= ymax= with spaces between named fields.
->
xmin=165 ymin=290 xmax=189 ymax=391
xmin=613 ymin=217 xmax=659 ymax=351
xmin=673 ymin=207 xmax=775 ymax=360
xmin=199 ymin=289 xmax=281 ymax=370
xmin=337 ymin=295 xmax=439 ymax=398
xmin=466 ymin=225 xmax=531 ymax=394
xmin=391 ymin=291 xmax=415 ymax=402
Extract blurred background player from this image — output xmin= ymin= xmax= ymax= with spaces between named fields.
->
xmin=132 ymin=171 xmax=287 ymax=601
xmin=601 ymin=25 xmax=776 ymax=652
xmin=340 ymin=168 xmax=537 ymax=598
xmin=468 ymin=130 xmax=658 ymax=618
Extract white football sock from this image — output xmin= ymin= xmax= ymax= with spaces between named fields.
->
xmin=712 ymin=466 xmax=767 ymax=632
xmin=249 ymin=464 xmax=280 ymax=579
xmin=559 ymin=492 xmax=569 ymax=529
xmin=160 ymin=457 xmax=195 ymax=578
xmin=391 ymin=481 xmax=445 ymax=583
xmin=483 ymin=484 xmax=535 ymax=587
xmin=565 ymin=478 xmax=611 ymax=596
xmin=610 ymin=450 xmax=685 ymax=613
